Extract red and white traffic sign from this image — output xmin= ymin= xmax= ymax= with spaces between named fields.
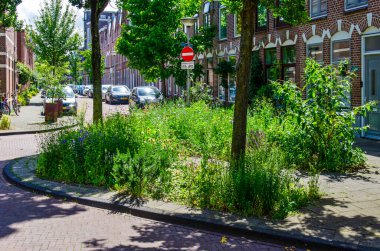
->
xmin=181 ymin=46 xmax=194 ymax=62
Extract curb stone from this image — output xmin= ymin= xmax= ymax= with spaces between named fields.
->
xmin=3 ymin=157 xmax=379 ymax=251
xmin=0 ymin=123 xmax=78 ymax=136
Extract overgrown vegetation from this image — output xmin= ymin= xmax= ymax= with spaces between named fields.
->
xmin=38 ymin=59 xmax=372 ymax=219
xmin=0 ymin=115 xmax=11 ymax=130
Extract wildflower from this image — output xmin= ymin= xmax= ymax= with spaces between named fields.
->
xmin=61 ymin=139 xmax=67 ymax=144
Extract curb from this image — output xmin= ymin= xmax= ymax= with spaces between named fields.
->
xmin=0 ymin=123 xmax=78 ymax=136
xmin=3 ymin=159 xmax=378 ymax=251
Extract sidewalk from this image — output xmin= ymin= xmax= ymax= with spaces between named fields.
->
xmin=3 ymin=144 xmax=380 ymax=251
xmin=0 ymin=94 xmax=77 ymax=136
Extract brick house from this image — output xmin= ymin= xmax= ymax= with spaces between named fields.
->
xmin=193 ymin=0 xmax=380 ymax=139
xmin=0 ymin=28 xmax=18 ymax=100
xmin=0 ymin=28 xmax=34 ymax=101
xmin=90 ymin=10 xmax=181 ymax=96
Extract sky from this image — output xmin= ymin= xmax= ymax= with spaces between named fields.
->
xmin=17 ymin=0 xmax=118 ymax=35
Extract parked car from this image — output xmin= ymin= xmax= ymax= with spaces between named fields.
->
xmin=87 ymin=85 xmax=94 ymax=98
xmin=77 ymin=85 xmax=84 ymax=95
xmin=102 ymin=85 xmax=110 ymax=100
xmin=62 ymin=86 xmax=77 ymax=115
xmin=105 ymin=85 xmax=131 ymax=104
xmin=42 ymin=86 xmax=77 ymax=115
xmin=130 ymin=86 xmax=163 ymax=108
xmin=82 ymin=85 xmax=92 ymax=96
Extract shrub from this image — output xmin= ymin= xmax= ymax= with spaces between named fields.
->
xmin=112 ymin=143 xmax=175 ymax=198
xmin=271 ymin=59 xmax=373 ymax=171
xmin=0 ymin=115 xmax=11 ymax=130
xmin=37 ymin=113 xmax=139 ymax=186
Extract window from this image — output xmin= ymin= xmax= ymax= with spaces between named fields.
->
xmin=307 ymin=44 xmax=323 ymax=63
xmin=234 ymin=14 xmax=241 ymax=37
xmin=228 ymin=55 xmax=236 ymax=102
xmin=345 ymin=0 xmax=368 ymax=11
xmin=265 ymin=48 xmax=277 ymax=82
xmin=365 ymin=36 xmax=380 ymax=52
xmin=256 ymin=4 xmax=267 ymax=31
xmin=332 ymin=40 xmax=350 ymax=64
xmin=282 ymin=46 xmax=296 ymax=82
xmin=331 ymin=40 xmax=351 ymax=108
xmin=310 ymin=0 xmax=327 ymax=19
xmin=203 ymin=2 xmax=211 ymax=28
xmin=219 ymin=6 xmax=227 ymax=40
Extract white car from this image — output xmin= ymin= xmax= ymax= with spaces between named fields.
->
xmin=102 ymin=85 xmax=110 ymax=100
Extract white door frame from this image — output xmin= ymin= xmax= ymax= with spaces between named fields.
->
xmin=361 ymin=31 xmax=380 ymax=136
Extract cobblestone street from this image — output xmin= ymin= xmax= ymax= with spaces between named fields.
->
xmin=0 ymin=134 xmax=288 ymax=251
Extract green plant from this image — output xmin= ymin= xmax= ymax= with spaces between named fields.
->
xmin=17 ymin=62 xmax=33 ymax=85
xmin=189 ymin=82 xmax=213 ymax=103
xmin=112 ymin=143 xmax=175 ymax=198
xmin=0 ymin=115 xmax=11 ymax=129
xmin=272 ymin=59 xmax=374 ymax=171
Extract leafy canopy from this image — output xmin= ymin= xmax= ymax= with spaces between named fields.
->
xmin=0 ymin=0 xmax=22 ymax=28
xmin=117 ymin=0 xmax=186 ymax=82
xmin=27 ymin=0 xmax=81 ymax=68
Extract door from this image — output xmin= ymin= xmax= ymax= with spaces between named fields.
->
xmin=365 ymin=55 xmax=380 ymax=137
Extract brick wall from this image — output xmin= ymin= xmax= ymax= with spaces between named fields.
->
xmin=196 ymin=0 xmax=380 ymax=108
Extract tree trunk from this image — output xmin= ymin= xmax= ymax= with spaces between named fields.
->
xmin=90 ymin=2 xmax=103 ymax=123
xmin=231 ymin=0 xmax=256 ymax=159
xmin=224 ymin=78 xmax=229 ymax=107
xmin=161 ymin=66 xmax=167 ymax=97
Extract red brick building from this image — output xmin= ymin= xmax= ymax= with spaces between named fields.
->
xmin=86 ymin=10 xmax=182 ymax=97
xmin=0 ymin=28 xmax=34 ymax=100
xmin=194 ymin=0 xmax=380 ymax=138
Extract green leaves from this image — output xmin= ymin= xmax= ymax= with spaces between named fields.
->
xmin=28 ymin=0 xmax=81 ymax=68
xmin=0 ymin=0 xmax=22 ymax=28
xmin=272 ymin=59 xmax=368 ymax=171
xmin=117 ymin=0 xmax=185 ymax=82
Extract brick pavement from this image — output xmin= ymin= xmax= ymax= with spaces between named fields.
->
xmin=0 ymin=134 xmax=291 ymax=251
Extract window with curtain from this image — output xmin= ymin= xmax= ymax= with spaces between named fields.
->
xmin=307 ymin=44 xmax=323 ymax=63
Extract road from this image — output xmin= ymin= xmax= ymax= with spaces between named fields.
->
xmin=0 ymin=98 xmax=297 ymax=250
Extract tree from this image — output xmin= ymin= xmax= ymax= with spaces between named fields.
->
xmin=68 ymin=0 xmax=110 ymax=123
xmin=218 ymin=0 xmax=308 ymax=159
xmin=116 ymin=0 xmax=186 ymax=97
xmin=80 ymin=48 xmax=105 ymax=84
xmin=68 ymin=51 xmax=83 ymax=86
xmin=28 ymin=0 xmax=80 ymax=70
xmin=0 ymin=0 xmax=22 ymax=28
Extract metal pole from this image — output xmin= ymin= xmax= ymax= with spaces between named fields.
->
xmin=186 ymin=26 xmax=190 ymax=106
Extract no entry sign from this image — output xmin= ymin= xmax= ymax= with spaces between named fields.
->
xmin=181 ymin=46 xmax=194 ymax=62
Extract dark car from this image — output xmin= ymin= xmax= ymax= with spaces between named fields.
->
xmin=130 ymin=86 xmax=163 ymax=108
xmin=87 ymin=85 xmax=94 ymax=98
xmin=105 ymin=85 xmax=131 ymax=104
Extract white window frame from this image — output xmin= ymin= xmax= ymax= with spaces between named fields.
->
xmin=309 ymin=0 xmax=327 ymax=20
xmin=219 ymin=6 xmax=227 ymax=40
xmin=234 ymin=14 xmax=241 ymax=37
xmin=345 ymin=0 xmax=368 ymax=12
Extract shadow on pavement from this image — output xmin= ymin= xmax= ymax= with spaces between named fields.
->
xmin=0 ymin=160 xmax=87 ymax=240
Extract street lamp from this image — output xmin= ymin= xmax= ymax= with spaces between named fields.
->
xmin=180 ymin=17 xmax=196 ymax=106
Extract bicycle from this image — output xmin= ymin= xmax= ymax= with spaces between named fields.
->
xmin=0 ymin=96 xmax=11 ymax=117
xmin=11 ymin=93 xmax=21 ymax=116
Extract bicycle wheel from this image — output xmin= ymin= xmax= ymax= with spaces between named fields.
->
xmin=1 ymin=103 xmax=10 ymax=115
xmin=12 ymin=101 xmax=19 ymax=116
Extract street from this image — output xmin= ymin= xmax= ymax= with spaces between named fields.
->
xmin=76 ymin=96 xmax=130 ymax=123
